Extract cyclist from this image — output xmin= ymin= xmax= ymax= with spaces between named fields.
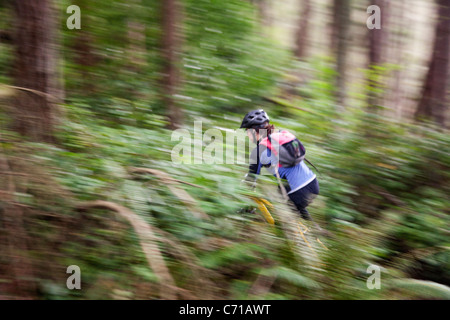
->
xmin=240 ymin=109 xmax=319 ymax=221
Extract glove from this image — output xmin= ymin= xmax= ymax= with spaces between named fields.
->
xmin=241 ymin=173 xmax=257 ymax=190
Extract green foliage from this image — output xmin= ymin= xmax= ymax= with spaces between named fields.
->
xmin=1 ymin=0 xmax=449 ymax=301
xmin=17 ymin=93 xmax=447 ymax=299
xmin=182 ymin=0 xmax=287 ymax=113
xmin=260 ymin=266 xmax=321 ymax=290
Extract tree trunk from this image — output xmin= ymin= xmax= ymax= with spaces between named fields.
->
xmin=127 ymin=21 xmax=147 ymax=72
xmin=125 ymin=0 xmax=147 ymax=103
xmin=294 ymin=0 xmax=312 ymax=60
xmin=162 ymin=0 xmax=183 ymax=130
xmin=391 ymin=0 xmax=405 ymax=119
xmin=0 ymin=154 xmax=36 ymax=298
xmin=257 ymin=0 xmax=272 ymax=28
xmin=368 ymin=1 xmax=384 ymax=67
xmin=72 ymin=31 xmax=98 ymax=95
xmin=127 ymin=0 xmax=147 ymax=72
xmin=367 ymin=0 xmax=387 ymax=110
xmin=12 ymin=0 xmax=61 ymax=142
xmin=331 ymin=0 xmax=351 ymax=108
xmin=70 ymin=0 xmax=98 ymax=95
xmin=415 ymin=0 xmax=450 ymax=127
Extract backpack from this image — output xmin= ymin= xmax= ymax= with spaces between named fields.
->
xmin=259 ymin=131 xmax=306 ymax=168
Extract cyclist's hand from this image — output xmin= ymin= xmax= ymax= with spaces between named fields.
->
xmin=241 ymin=173 xmax=257 ymax=190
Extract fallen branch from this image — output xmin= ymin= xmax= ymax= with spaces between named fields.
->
xmin=129 ymin=167 xmax=209 ymax=220
xmin=1 ymin=84 xmax=63 ymax=103
xmin=76 ymin=200 xmax=177 ymax=300
xmin=0 ymin=171 xmax=29 ymax=176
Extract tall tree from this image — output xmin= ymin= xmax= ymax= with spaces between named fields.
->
xmin=162 ymin=0 xmax=183 ymax=130
xmin=330 ymin=0 xmax=351 ymax=107
xmin=126 ymin=0 xmax=147 ymax=102
xmin=70 ymin=0 xmax=98 ymax=94
xmin=415 ymin=0 xmax=450 ymax=127
xmin=127 ymin=13 xmax=147 ymax=72
xmin=367 ymin=0 xmax=387 ymax=110
xmin=12 ymin=0 xmax=61 ymax=142
xmin=390 ymin=0 xmax=405 ymax=119
xmin=294 ymin=0 xmax=312 ymax=60
xmin=256 ymin=0 xmax=272 ymax=28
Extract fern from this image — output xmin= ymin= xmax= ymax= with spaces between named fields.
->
xmin=260 ymin=266 xmax=321 ymax=290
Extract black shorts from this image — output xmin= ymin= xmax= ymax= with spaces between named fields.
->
xmin=287 ymin=178 xmax=319 ymax=218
